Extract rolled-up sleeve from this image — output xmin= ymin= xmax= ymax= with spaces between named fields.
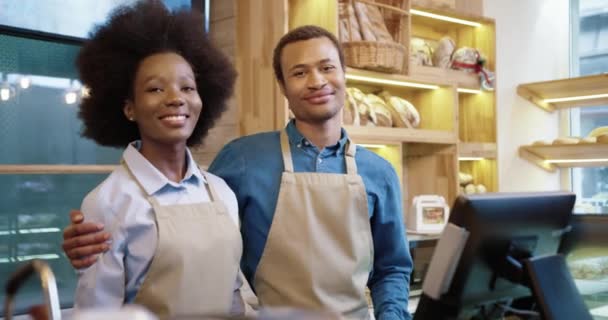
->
xmin=74 ymin=193 xmax=126 ymax=308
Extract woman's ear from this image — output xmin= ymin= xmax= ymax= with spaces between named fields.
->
xmin=123 ymin=101 xmax=135 ymax=122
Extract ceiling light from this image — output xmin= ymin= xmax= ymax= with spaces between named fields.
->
xmin=19 ymin=76 xmax=31 ymax=89
xmin=543 ymin=93 xmax=608 ymax=104
xmin=411 ymin=9 xmax=482 ymax=27
xmin=345 ymin=74 xmax=439 ymax=90
xmin=459 ymin=157 xmax=484 ymax=161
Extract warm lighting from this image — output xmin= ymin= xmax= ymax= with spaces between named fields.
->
xmin=545 ymin=158 xmax=608 ymax=164
xmin=19 ymin=76 xmax=31 ymax=89
xmin=457 ymin=88 xmax=482 ymax=94
xmin=81 ymin=86 xmax=91 ymax=98
xmin=543 ymin=93 xmax=608 ymax=104
xmin=65 ymin=91 xmax=78 ymax=104
xmin=0 ymin=87 xmax=10 ymax=101
xmin=459 ymin=157 xmax=484 ymax=161
xmin=358 ymin=143 xmax=387 ymax=149
xmin=346 ymin=74 xmax=439 ymax=90
xmin=410 ymin=9 xmax=482 ymax=27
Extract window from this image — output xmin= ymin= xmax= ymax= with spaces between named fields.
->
xmin=1 ymin=0 xmax=201 ymax=315
xmin=571 ymin=0 xmax=608 ymax=215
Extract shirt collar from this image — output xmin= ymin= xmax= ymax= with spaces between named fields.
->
xmin=122 ymin=141 xmax=205 ymax=196
xmin=285 ymin=119 xmax=349 ymax=154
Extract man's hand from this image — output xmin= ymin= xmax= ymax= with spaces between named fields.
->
xmin=62 ymin=210 xmax=111 ymax=269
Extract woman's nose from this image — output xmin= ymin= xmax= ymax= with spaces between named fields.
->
xmin=165 ymin=89 xmax=185 ymax=107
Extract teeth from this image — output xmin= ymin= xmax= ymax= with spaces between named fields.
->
xmin=162 ymin=115 xmax=186 ymax=120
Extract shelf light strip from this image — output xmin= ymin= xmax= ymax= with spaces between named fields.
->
xmin=410 ymin=9 xmax=482 ymax=27
xmin=459 ymin=157 xmax=484 ymax=161
xmin=545 ymin=158 xmax=608 ymax=164
xmin=457 ymin=88 xmax=482 ymax=94
xmin=345 ymin=74 xmax=439 ymax=90
xmin=543 ymin=93 xmax=608 ymax=104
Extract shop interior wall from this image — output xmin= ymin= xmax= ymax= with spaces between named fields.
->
xmin=191 ymin=0 xmax=238 ymax=167
xmin=484 ymin=0 xmax=570 ymax=192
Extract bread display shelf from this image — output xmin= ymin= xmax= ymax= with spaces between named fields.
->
xmin=410 ymin=65 xmax=479 ymax=90
xmin=345 ymin=125 xmax=457 ymax=144
xmin=517 ymin=74 xmax=608 ymax=112
xmin=458 ymin=142 xmax=496 ymax=159
xmin=346 ymin=67 xmax=448 ymax=89
xmin=519 ymin=143 xmax=608 ymax=172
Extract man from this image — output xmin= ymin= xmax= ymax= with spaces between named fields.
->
xmin=63 ymin=25 xmax=413 ymax=320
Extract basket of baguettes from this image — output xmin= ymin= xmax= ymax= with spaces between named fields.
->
xmin=339 ymin=0 xmax=409 ymax=73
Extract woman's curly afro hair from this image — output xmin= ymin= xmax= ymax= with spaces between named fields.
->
xmin=77 ymin=0 xmax=236 ymax=147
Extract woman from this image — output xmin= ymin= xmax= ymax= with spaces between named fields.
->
xmin=73 ymin=1 xmax=247 ymax=318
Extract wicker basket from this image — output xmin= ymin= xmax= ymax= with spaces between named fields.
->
xmin=340 ymin=0 xmax=409 ymax=73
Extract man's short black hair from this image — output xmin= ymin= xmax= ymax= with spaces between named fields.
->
xmin=77 ymin=0 xmax=236 ymax=147
xmin=272 ymin=25 xmax=345 ymax=86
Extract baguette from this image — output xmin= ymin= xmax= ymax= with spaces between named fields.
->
xmin=338 ymin=1 xmax=362 ymax=41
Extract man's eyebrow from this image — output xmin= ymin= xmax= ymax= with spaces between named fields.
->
xmin=287 ymin=59 xmax=334 ymax=72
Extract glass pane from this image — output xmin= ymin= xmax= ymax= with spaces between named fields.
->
xmin=571 ymin=0 xmax=608 ymax=215
xmin=0 ymin=173 xmax=110 ymax=314
xmin=0 ymin=0 xmax=194 ymax=39
xmin=0 ymin=33 xmax=122 ymax=165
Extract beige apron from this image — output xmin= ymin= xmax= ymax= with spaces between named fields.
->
xmin=124 ymin=162 xmax=243 ymax=319
xmin=253 ymin=131 xmax=374 ymax=319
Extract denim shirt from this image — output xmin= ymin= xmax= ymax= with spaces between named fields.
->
xmin=209 ymin=121 xmax=413 ymax=320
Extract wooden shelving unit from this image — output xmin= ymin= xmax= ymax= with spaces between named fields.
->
xmin=519 ymin=143 xmax=608 ymax=172
xmin=235 ymin=0 xmax=497 ymax=213
xmin=517 ymin=74 xmax=608 ymax=112
xmin=458 ymin=142 xmax=496 ymax=158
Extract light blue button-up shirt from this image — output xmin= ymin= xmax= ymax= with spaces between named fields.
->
xmin=75 ymin=142 xmax=240 ymax=308
xmin=209 ymin=120 xmax=413 ymax=320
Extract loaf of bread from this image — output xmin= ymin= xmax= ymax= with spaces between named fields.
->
xmin=587 ymin=126 xmax=608 ymax=138
xmin=458 ymin=172 xmax=473 ymax=186
xmin=343 ymin=89 xmax=361 ymax=125
xmin=579 ymin=136 xmax=597 ymax=144
xmin=347 ymin=87 xmax=376 ymax=126
xmin=552 ymin=137 xmax=581 ymax=145
xmin=532 ymin=140 xmax=552 ymax=146
xmin=338 ymin=1 xmax=362 ymax=41
xmin=354 ymin=2 xmax=393 ymax=42
xmin=364 ymin=93 xmax=393 ymax=127
xmin=379 ymin=91 xmax=421 ymax=128
xmin=433 ymin=37 xmax=456 ymax=69
xmin=410 ymin=38 xmax=433 ymax=66
xmin=597 ymin=134 xmax=608 ymax=144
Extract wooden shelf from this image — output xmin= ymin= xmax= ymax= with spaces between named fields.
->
xmin=410 ymin=65 xmax=480 ymax=90
xmin=345 ymin=125 xmax=457 ymax=144
xmin=346 ymin=67 xmax=450 ymax=89
xmin=519 ymin=143 xmax=608 ymax=172
xmin=458 ymin=142 xmax=496 ymax=159
xmin=517 ymin=74 xmax=608 ymax=112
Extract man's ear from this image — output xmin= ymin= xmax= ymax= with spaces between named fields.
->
xmin=123 ymin=101 xmax=135 ymax=122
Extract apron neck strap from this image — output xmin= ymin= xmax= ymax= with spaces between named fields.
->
xmin=280 ymin=130 xmax=295 ymax=173
xmin=345 ymin=140 xmax=357 ymax=175
xmin=201 ymin=171 xmax=219 ymax=202
xmin=280 ymin=130 xmax=358 ymax=175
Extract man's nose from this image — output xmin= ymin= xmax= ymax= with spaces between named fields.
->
xmin=307 ymin=70 xmax=328 ymax=89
